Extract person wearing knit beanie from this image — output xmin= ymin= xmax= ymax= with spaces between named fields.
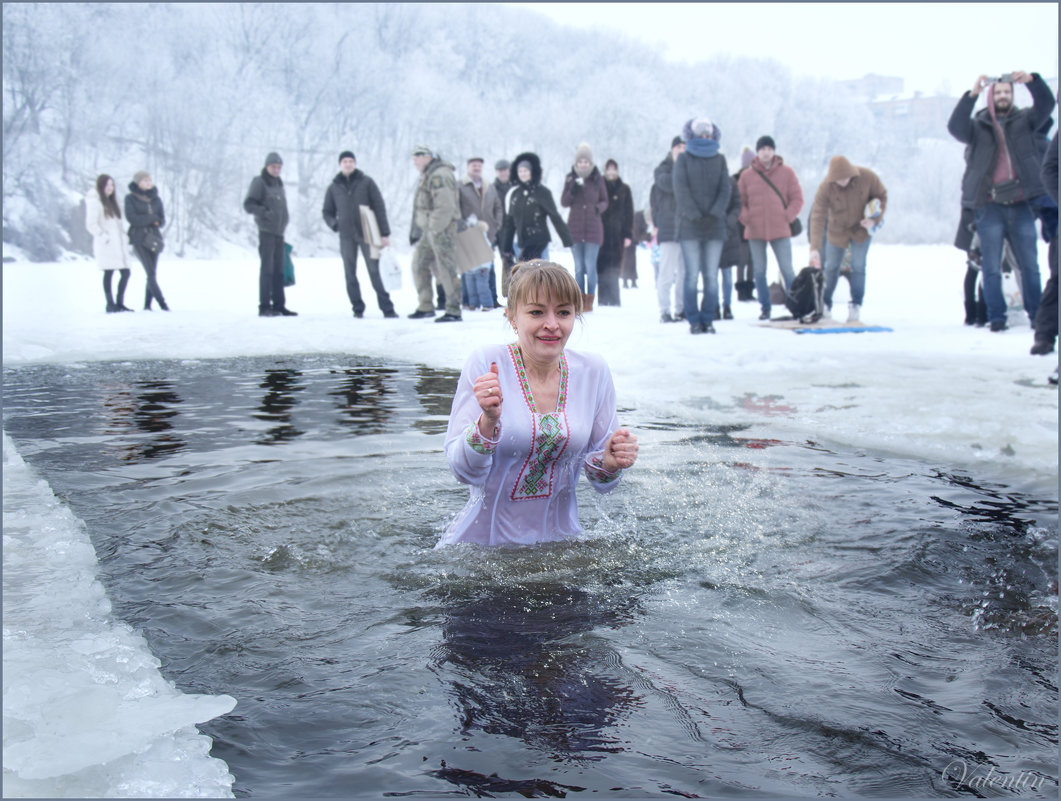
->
xmin=323 ymin=150 xmax=397 ymax=318
xmin=244 ymin=152 xmax=293 ymax=316
xmin=755 ymin=135 xmax=776 ymax=152
xmin=673 ymin=115 xmax=730 ymax=334
xmin=562 ymin=142 xmax=608 ymax=307
xmin=736 ymin=135 xmax=804 ymax=319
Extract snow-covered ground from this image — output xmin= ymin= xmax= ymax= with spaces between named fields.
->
xmin=3 ymin=241 xmax=1057 ymax=796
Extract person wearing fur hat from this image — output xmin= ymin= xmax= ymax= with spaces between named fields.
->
xmin=499 ymin=152 xmax=573 ymax=267
xmin=738 ymin=135 xmax=804 ymax=320
xmin=322 ymin=151 xmax=397 ymax=318
xmin=673 ymin=117 xmax=731 ymax=334
xmin=947 ymin=70 xmax=1056 ymax=332
xmin=807 ymin=156 xmax=887 ymax=322
xmin=561 ymin=143 xmax=609 ymax=310
xmin=125 ymin=171 xmax=169 ymax=311
xmin=244 ymin=152 xmax=295 ymax=317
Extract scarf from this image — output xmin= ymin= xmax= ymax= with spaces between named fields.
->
xmin=685 ymin=138 xmax=721 ymax=158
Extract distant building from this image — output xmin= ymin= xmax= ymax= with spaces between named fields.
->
xmin=837 ymin=73 xmax=905 ymax=101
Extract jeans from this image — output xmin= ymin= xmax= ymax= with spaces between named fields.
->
xmin=718 ymin=266 xmax=733 ymax=308
xmin=133 ymin=243 xmax=168 ymax=309
xmin=679 ymin=238 xmax=724 ymax=327
xmin=749 ymin=237 xmax=796 ymax=313
xmin=465 ymin=265 xmax=492 ymax=308
xmin=823 ymin=238 xmax=870 ymax=308
xmin=975 ymin=202 xmax=1042 ymax=324
xmin=257 ymin=231 xmax=286 ymax=312
xmin=571 ymin=241 xmax=601 ymax=295
xmin=340 ymin=238 xmax=395 ymax=315
xmin=656 ymin=242 xmax=684 ymax=315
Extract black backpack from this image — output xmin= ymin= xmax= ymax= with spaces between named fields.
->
xmin=785 ymin=266 xmax=825 ymax=323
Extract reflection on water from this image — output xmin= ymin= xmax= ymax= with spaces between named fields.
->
xmin=328 ymin=367 xmax=397 ymax=435
xmin=413 ymin=366 xmax=459 ymax=435
xmin=254 ymin=368 xmax=305 ymax=445
xmin=1 ymin=355 xmax=1057 ymax=799
xmin=430 ymin=584 xmax=642 ymax=761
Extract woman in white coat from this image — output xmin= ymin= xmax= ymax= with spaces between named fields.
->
xmin=85 ymin=174 xmax=133 ymax=312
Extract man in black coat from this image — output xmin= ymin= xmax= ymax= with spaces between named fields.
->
xmin=1032 ymin=132 xmax=1058 ymax=361
xmin=244 ymin=152 xmax=295 ymax=316
xmin=322 ymin=151 xmax=397 ymax=318
xmin=947 ymin=71 xmax=1056 ymax=331
xmin=649 ymin=136 xmax=685 ymax=323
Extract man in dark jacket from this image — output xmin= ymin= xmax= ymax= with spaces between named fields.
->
xmin=244 ymin=152 xmax=294 ymax=317
xmin=948 ymin=70 xmax=1056 ymax=331
xmin=1032 ymin=132 xmax=1058 ymax=363
xmin=673 ymin=118 xmax=731 ymax=334
xmin=322 ymin=151 xmax=397 ymax=318
xmin=650 ymin=136 xmax=685 ymax=323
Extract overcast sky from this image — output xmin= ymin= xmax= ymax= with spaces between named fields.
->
xmin=506 ymin=2 xmax=1058 ymax=97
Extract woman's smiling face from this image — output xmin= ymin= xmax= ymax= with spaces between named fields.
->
xmin=512 ymin=293 xmax=575 ymax=365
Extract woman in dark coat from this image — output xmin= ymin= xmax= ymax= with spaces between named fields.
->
xmin=560 ymin=142 xmax=608 ymax=307
xmin=124 ymin=171 xmax=169 ymax=311
xmin=716 ymin=174 xmax=743 ymax=319
xmin=499 ymin=152 xmax=573 ymax=264
xmin=623 ymin=210 xmax=649 ymax=290
xmin=596 ymin=159 xmax=633 ymax=307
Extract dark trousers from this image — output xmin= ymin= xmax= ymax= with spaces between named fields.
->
xmin=1034 ymin=237 xmax=1058 ymax=343
xmin=340 ymin=238 xmax=395 ymax=315
xmin=963 ymin=264 xmax=987 ymax=325
xmin=133 ymin=244 xmax=167 ymax=309
xmin=103 ymin=269 xmax=131 ymax=307
xmin=258 ymin=231 xmax=286 ymax=312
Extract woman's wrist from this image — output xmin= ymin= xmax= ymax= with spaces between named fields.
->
xmin=477 ymin=413 xmax=500 ymax=440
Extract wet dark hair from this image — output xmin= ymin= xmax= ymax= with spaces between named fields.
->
xmin=95 ymin=174 xmax=121 ymax=219
xmin=506 ymin=260 xmax=583 ymax=318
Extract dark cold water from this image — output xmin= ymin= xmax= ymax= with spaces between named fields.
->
xmin=3 ymin=354 xmax=1058 ymax=798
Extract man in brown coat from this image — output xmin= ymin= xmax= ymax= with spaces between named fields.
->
xmin=808 ymin=156 xmax=887 ymax=322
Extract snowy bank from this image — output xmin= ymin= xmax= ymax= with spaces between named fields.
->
xmin=2 ymin=433 xmax=237 ymax=797
xmin=4 ymin=242 xmax=1057 ymax=493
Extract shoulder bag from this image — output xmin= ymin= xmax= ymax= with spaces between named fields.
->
xmin=756 ymin=169 xmax=802 ymax=237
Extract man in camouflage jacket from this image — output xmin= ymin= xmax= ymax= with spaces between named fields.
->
xmin=408 ymin=145 xmax=462 ymax=321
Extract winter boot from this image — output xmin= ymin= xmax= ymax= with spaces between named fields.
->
xmin=582 ymin=293 xmax=595 ymax=312
xmin=846 ymin=303 xmax=861 ymax=323
xmin=723 ymin=305 xmax=733 ymax=320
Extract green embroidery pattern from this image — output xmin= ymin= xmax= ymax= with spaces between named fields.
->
xmin=508 ymin=344 xmax=570 ymax=501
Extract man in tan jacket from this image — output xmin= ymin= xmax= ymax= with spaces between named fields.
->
xmin=408 ymin=145 xmax=463 ymax=322
xmin=808 ymin=156 xmax=887 ymax=322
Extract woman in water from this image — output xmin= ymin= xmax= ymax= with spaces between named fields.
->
xmin=439 ymin=260 xmax=638 ymax=547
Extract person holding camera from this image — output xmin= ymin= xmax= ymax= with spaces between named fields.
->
xmin=947 ymin=71 xmax=1056 ymax=332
